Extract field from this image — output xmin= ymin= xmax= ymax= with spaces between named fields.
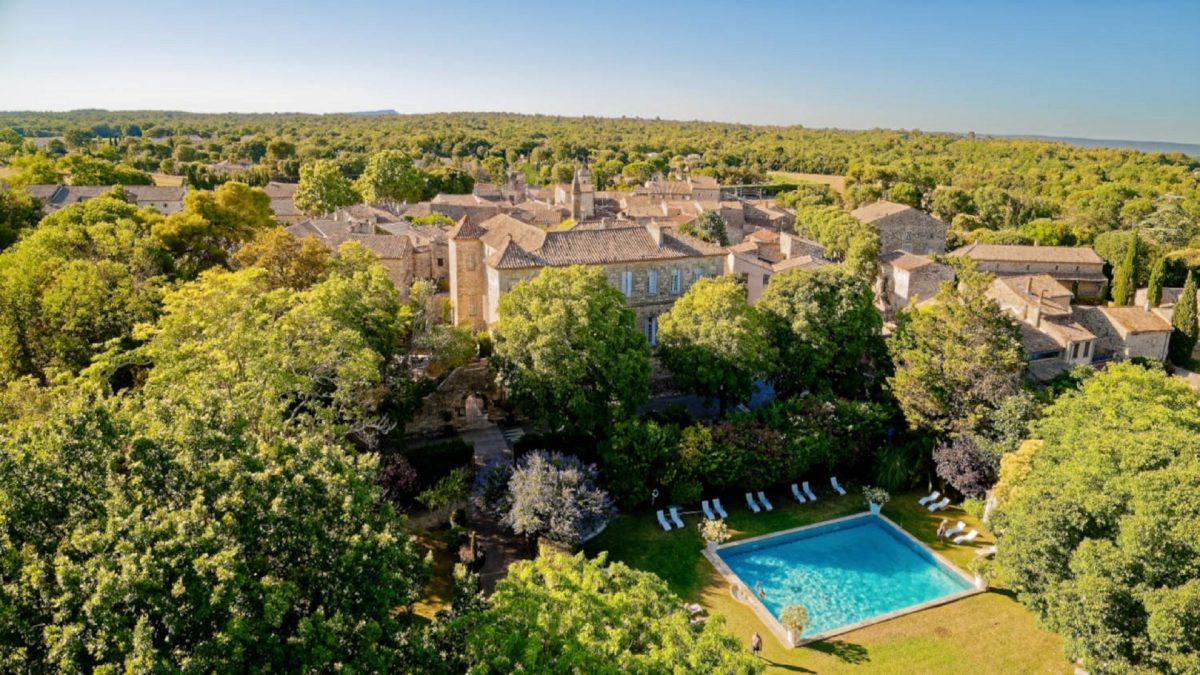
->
xmin=767 ymin=171 xmax=846 ymax=192
xmin=585 ymin=489 xmax=1071 ymax=674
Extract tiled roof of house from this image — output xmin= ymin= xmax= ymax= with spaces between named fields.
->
xmin=263 ymin=182 xmax=297 ymax=198
xmin=850 ymin=200 xmax=915 ymax=222
xmin=772 ymin=255 xmax=832 ymax=273
xmin=879 ymin=251 xmax=937 ymax=272
xmin=478 ymin=222 xmax=723 ymax=270
xmin=1097 ymin=306 xmax=1173 ymax=334
xmin=327 ymin=233 xmax=412 ymax=259
xmin=125 ymin=185 xmax=186 ymax=201
xmin=449 ymin=216 xmax=488 ymax=240
xmin=950 ymin=243 xmax=1105 ymax=265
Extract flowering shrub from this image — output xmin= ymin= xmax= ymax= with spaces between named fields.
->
xmin=501 ymin=451 xmax=614 ymax=547
xmin=862 ymin=485 xmax=890 ymax=506
xmin=698 ymin=518 xmax=730 ymax=545
xmin=779 ymin=604 xmax=810 ymax=637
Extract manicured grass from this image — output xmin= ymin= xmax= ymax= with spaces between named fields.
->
xmin=150 ymin=172 xmax=184 ymax=187
xmin=585 ymin=487 xmax=1071 ymax=674
xmin=411 ymin=531 xmax=454 ymax=620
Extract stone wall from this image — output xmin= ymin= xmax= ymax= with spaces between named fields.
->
xmin=875 ymin=211 xmax=948 ymax=255
xmin=405 ymin=360 xmax=503 ymax=437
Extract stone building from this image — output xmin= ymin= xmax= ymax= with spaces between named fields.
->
xmin=20 ymin=184 xmax=186 ymax=214
xmin=264 ymin=181 xmax=302 ymax=224
xmin=851 ymin=200 xmax=948 ymax=255
xmin=875 ymin=251 xmax=955 ymax=318
xmin=727 ymin=229 xmax=831 ymax=303
xmin=449 ymin=214 xmax=726 ymax=341
xmin=949 ymin=243 xmax=1108 ymax=299
xmin=986 ymin=274 xmax=1097 ymax=380
xmin=1076 ymin=306 xmax=1173 ymax=362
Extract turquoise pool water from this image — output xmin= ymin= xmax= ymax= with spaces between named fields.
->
xmin=717 ymin=515 xmax=973 ymax=637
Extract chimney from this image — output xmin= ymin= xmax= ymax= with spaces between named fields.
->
xmin=647 ymin=221 xmax=664 ymax=247
xmin=1032 ymin=289 xmax=1046 ymax=328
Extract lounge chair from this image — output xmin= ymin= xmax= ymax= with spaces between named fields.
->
xmin=945 ymin=521 xmax=966 ymax=538
xmin=802 ymin=481 xmax=818 ymax=501
xmin=701 ymin=500 xmax=717 ymax=521
xmin=953 ymin=529 xmax=979 ymax=545
xmin=683 ymin=602 xmax=704 ymax=617
xmin=713 ymin=498 xmax=729 ymax=519
xmin=791 ymin=483 xmax=807 ymax=503
xmin=757 ymin=491 xmax=773 ymax=511
xmin=669 ymin=506 xmax=685 ymax=529
xmin=918 ymin=490 xmax=941 ymax=506
xmin=745 ymin=492 xmax=761 ymax=513
xmin=927 ymin=497 xmax=950 ymax=512
xmin=656 ymin=510 xmax=672 ymax=531
xmin=831 ymin=476 xmax=847 ymax=496
xmin=975 ymin=544 xmax=997 ymax=558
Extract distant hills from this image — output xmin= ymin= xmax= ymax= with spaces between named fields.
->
xmin=991 ymin=133 xmax=1200 ymax=157
xmin=343 ymin=109 xmax=399 ymax=117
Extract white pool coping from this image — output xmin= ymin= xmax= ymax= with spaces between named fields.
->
xmin=702 ymin=511 xmax=983 ymax=647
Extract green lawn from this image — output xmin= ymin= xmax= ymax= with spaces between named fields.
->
xmin=585 ymin=487 xmax=1071 ymax=674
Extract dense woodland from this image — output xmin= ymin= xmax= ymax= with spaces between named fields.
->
xmin=1 ymin=112 xmax=1198 ymax=672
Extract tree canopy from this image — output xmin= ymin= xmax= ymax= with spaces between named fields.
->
xmin=995 ymin=363 xmax=1200 ymax=673
xmin=493 ymin=265 xmax=650 ymax=437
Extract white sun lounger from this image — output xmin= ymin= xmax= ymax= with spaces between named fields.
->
xmin=683 ymin=602 xmax=704 ymax=617
xmin=953 ymin=529 xmax=979 ymax=545
xmin=757 ymin=491 xmax=773 ymax=511
xmin=701 ymin=500 xmax=717 ymax=521
xmin=831 ymin=476 xmax=847 ymax=496
xmin=802 ymin=481 xmax=818 ymax=501
xmin=713 ymin=498 xmax=728 ymax=519
xmin=945 ymin=521 xmax=966 ymax=538
xmin=975 ymin=544 xmax=997 ymax=558
xmin=745 ymin=492 xmax=761 ymax=513
xmin=669 ymin=506 xmax=685 ymax=529
xmin=918 ymin=490 xmax=941 ymax=506
xmin=927 ymin=497 xmax=950 ymax=512
xmin=791 ymin=483 xmax=807 ymax=503
xmin=656 ymin=510 xmax=672 ymax=531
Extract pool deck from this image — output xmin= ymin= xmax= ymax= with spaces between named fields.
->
xmin=702 ymin=511 xmax=983 ymax=647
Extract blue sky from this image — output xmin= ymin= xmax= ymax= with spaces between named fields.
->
xmin=0 ymin=0 xmax=1197 ymax=143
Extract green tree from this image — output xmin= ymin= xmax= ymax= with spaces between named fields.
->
xmin=930 ymin=186 xmax=976 ymax=222
xmin=994 ymin=364 xmax=1200 ymax=673
xmin=757 ymin=266 xmax=885 ymax=398
xmin=231 ymin=228 xmax=331 ymax=290
xmin=680 ymin=210 xmax=730 ymax=245
xmin=465 ymin=552 xmax=762 ymax=674
xmin=5 ymin=153 xmax=62 ymax=186
xmin=294 ymin=159 xmax=359 ymax=215
xmin=1169 ymin=272 xmax=1198 ymax=364
xmin=657 ymin=276 xmax=772 ymax=413
xmin=888 ymin=271 xmax=1025 ymax=435
xmin=356 ymin=149 xmax=426 ymax=204
xmin=0 ymin=188 xmax=40 ymax=251
xmin=887 ymin=181 xmax=922 ymax=207
xmin=493 ymin=265 xmax=650 ymax=436
xmin=1111 ymin=232 xmax=1140 ymax=305
xmin=1147 ymin=255 xmax=1167 ymax=307
xmin=153 ymin=182 xmax=277 ymax=277
xmin=57 ymin=154 xmax=153 ymax=185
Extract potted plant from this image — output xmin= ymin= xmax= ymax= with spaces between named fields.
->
xmin=863 ymin=486 xmax=890 ymax=515
xmin=699 ymin=518 xmax=730 ymax=552
xmin=967 ymin=557 xmax=994 ymax=590
xmin=779 ymin=603 xmax=810 ymax=647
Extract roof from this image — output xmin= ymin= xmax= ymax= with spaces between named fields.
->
xmin=479 ymin=222 xmax=724 ymax=270
xmin=851 ymin=200 xmax=916 ymax=222
xmin=431 ymin=193 xmax=487 ymax=207
xmin=879 ymin=251 xmax=937 ymax=272
xmin=747 ymin=229 xmax=780 ymax=243
xmin=1096 ymin=306 xmax=1173 ymax=334
xmin=477 ymin=214 xmax=547 ymax=252
xmin=124 ymin=185 xmax=186 ymax=201
xmin=772 ymin=255 xmax=832 ymax=272
xmin=449 ymin=216 xmax=488 ymax=240
xmin=950 ymin=243 xmax=1105 ymax=266
xmin=327 ymin=233 xmax=412 ymax=259
xmin=263 ymin=182 xmax=297 ymax=198
xmin=997 ymin=274 xmax=1073 ymax=304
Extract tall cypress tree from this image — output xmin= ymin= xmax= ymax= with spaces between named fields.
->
xmin=1111 ymin=233 xmax=1139 ymax=306
xmin=1169 ymin=271 xmax=1198 ymax=364
xmin=1146 ymin=256 xmax=1166 ymax=307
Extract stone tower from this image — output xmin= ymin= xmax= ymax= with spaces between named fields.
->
xmin=448 ymin=217 xmax=488 ymax=329
xmin=570 ymin=164 xmax=595 ymax=221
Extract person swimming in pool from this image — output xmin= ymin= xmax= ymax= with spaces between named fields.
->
xmin=755 ymin=580 xmax=765 ymax=599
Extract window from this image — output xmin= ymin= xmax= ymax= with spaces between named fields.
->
xmin=621 ymin=270 xmax=633 ymax=297
xmin=468 ymin=298 xmax=479 ymax=315
xmin=646 ymin=316 xmax=658 ymax=346
xmin=1083 ymin=341 xmax=1091 ymax=358
xmin=437 ymin=257 xmax=444 ymax=267
xmin=671 ymin=268 xmax=681 ymax=294
xmin=648 ymin=270 xmax=658 ymax=295
xmin=1071 ymin=343 xmax=1080 ymax=359
xmin=694 ymin=267 xmax=704 ymax=282
xmin=763 ymin=274 xmax=771 ymax=287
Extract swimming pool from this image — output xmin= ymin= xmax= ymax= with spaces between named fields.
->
xmin=713 ymin=514 xmax=976 ymax=642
